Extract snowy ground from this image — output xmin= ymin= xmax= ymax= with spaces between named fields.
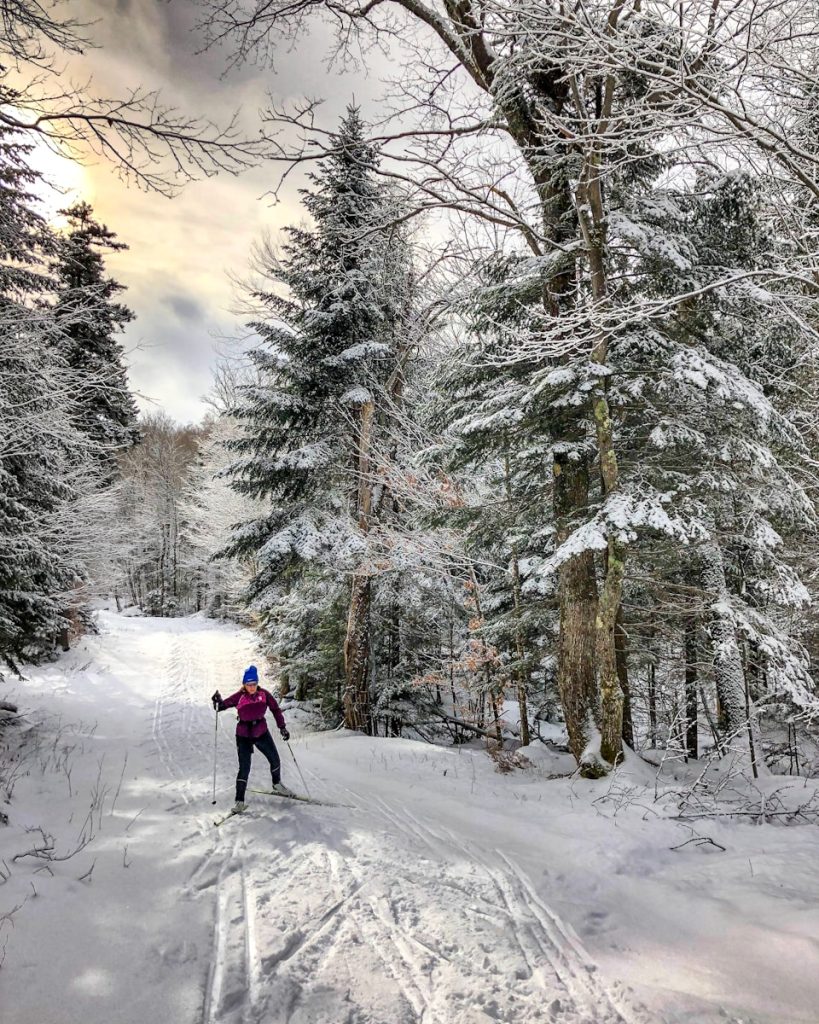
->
xmin=1 ymin=612 xmax=818 ymax=1024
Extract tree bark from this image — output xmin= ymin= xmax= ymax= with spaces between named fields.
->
xmin=554 ymin=447 xmax=600 ymax=769
xmin=577 ymin=154 xmax=625 ymax=770
xmin=700 ymin=540 xmax=747 ymax=736
xmin=648 ymin=660 xmax=657 ymax=748
xmin=684 ymin=617 xmax=699 ymax=760
xmin=343 ymin=399 xmax=376 ymax=732
xmin=510 ymin=548 xmax=531 ymax=747
xmin=616 ymin=610 xmax=634 ymax=748
xmin=343 ymin=572 xmax=372 ymax=731
xmin=502 ymin=443 xmax=531 ymax=746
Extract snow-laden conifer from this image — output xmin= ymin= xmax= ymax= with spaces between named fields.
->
xmin=0 ymin=128 xmax=81 ymax=664
xmin=225 ymin=107 xmax=415 ymax=729
xmin=51 ymin=202 xmax=139 ymax=483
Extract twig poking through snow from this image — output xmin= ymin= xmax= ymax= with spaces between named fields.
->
xmin=670 ymin=835 xmax=726 ymax=852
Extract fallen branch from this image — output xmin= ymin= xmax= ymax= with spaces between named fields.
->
xmin=670 ymin=835 xmax=726 ymax=852
xmin=423 ymin=707 xmax=502 ymax=740
xmin=673 ymin=809 xmax=818 ymax=822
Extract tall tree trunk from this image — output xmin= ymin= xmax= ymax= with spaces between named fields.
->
xmin=616 ymin=609 xmax=634 ymax=748
xmin=685 ymin=616 xmax=699 ymax=760
xmin=510 ymin=547 xmax=531 ymax=747
xmin=499 ymin=84 xmax=616 ymax=773
xmin=577 ymin=154 xmax=625 ymax=770
xmin=343 ymin=573 xmax=372 ymax=731
xmin=531 ymin=173 xmax=603 ymax=773
xmin=648 ymin=661 xmax=657 ymax=747
xmin=741 ymin=640 xmax=761 ymax=779
xmin=343 ymin=400 xmax=375 ymax=732
xmin=700 ymin=540 xmax=747 ymax=736
xmin=502 ymin=444 xmax=530 ymax=746
xmin=554 ymin=445 xmax=600 ymax=769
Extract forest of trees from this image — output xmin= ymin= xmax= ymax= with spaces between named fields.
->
xmin=2 ymin=0 xmax=819 ymax=781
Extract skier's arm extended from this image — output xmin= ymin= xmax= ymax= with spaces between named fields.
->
xmin=211 ymin=690 xmax=241 ymax=711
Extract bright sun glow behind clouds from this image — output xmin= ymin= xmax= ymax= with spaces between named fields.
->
xmin=19 ymin=0 xmax=385 ymax=425
xmin=30 ymin=138 xmax=88 ymax=225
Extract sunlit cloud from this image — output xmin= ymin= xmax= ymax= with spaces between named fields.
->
xmin=30 ymin=138 xmax=88 ymax=225
xmin=24 ymin=0 xmax=386 ymax=423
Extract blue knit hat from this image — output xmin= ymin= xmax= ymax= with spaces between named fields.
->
xmin=242 ymin=665 xmax=259 ymax=685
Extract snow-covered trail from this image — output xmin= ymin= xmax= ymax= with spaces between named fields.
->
xmin=2 ymin=613 xmax=818 ymax=1024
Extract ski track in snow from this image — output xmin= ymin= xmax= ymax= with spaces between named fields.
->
xmin=199 ymin=794 xmax=648 ymax=1022
xmin=141 ymin=622 xmax=648 ymax=1024
xmin=367 ymin=797 xmax=645 ymax=1024
xmin=2 ymin=615 xmax=686 ymax=1024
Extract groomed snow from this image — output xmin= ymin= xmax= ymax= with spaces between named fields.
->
xmin=1 ymin=612 xmax=818 ymax=1024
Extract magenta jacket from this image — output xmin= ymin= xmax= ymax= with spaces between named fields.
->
xmin=217 ymin=687 xmax=286 ymax=740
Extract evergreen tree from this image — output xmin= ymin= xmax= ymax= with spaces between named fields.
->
xmin=430 ymin=253 xmax=562 ymax=746
xmin=598 ymin=170 xmax=817 ymax=757
xmin=225 ymin=107 xmax=414 ymax=728
xmin=0 ymin=127 xmax=79 ymax=666
xmin=51 ymin=201 xmax=139 ymax=482
xmin=433 ymin=164 xmax=818 ymax=763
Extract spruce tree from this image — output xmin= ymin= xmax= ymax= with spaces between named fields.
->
xmin=226 ymin=107 xmax=413 ymax=728
xmin=51 ymin=201 xmax=139 ymax=482
xmin=0 ymin=127 xmax=78 ymax=665
xmin=431 ymin=253 xmax=561 ymax=746
xmin=601 ymin=170 xmax=817 ymax=753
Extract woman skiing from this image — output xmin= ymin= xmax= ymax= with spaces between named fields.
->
xmin=211 ymin=665 xmax=294 ymax=813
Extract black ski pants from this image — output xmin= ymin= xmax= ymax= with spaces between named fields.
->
xmin=235 ymin=730 xmax=280 ymax=801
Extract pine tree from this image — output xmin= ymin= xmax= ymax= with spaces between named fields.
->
xmin=598 ymin=169 xmax=817 ymax=757
xmin=0 ymin=127 xmax=79 ymax=665
xmin=225 ymin=107 xmax=414 ymax=729
xmin=51 ymin=201 xmax=139 ymax=482
xmin=431 ymin=253 xmax=561 ymax=747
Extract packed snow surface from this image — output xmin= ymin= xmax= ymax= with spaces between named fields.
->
xmin=1 ymin=613 xmax=818 ymax=1024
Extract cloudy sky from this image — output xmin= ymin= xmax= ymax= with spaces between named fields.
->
xmin=34 ymin=0 xmax=387 ymax=423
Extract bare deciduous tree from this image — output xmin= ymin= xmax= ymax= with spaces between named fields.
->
xmin=1 ymin=0 xmax=274 ymax=194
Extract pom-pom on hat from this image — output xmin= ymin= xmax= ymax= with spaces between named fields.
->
xmin=242 ymin=665 xmax=259 ymax=685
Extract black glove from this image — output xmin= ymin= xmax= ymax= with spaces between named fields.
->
xmin=280 ymin=728 xmax=290 ymax=741
xmin=211 ymin=690 xmax=222 ymax=710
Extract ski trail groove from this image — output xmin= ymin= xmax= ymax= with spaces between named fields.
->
xmin=327 ymin=848 xmax=437 ymax=1024
xmin=154 ymin=623 xmax=648 ymax=1024
xmin=371 ymin=796 xmax=650 ymax=1024
xmin=201 ymin=839 xmax=259 ymax=1024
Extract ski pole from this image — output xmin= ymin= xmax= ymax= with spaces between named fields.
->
xmin=286 ymin=740 xmax=311 ymax=800
xmin=211 ymin=707 xmax=219 ymax=805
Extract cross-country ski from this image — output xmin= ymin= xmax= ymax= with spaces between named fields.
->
xmin=249 ymin=788 xmax=341 ymax=807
